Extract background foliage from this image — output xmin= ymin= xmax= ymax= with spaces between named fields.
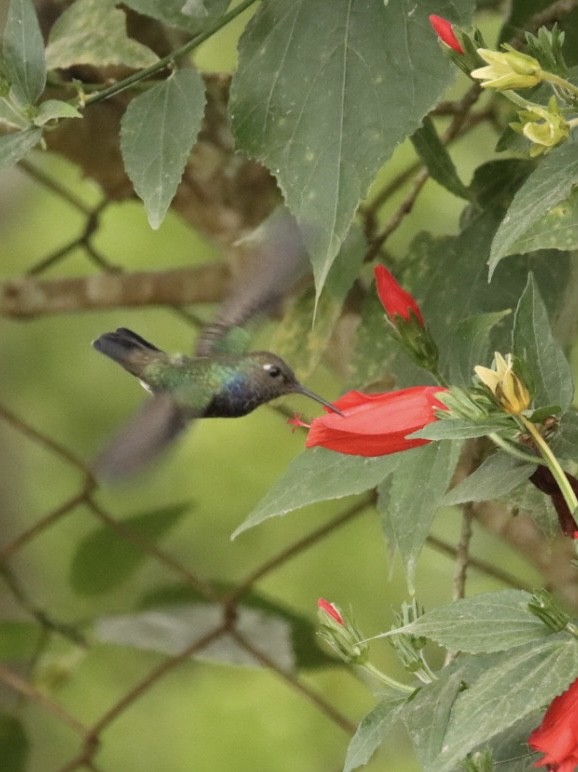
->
xmin=2 ymin=1 xmax=578 ymax=770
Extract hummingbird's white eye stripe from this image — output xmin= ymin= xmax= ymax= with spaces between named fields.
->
xmin=263 ymin=363 xmax=282 ymax=377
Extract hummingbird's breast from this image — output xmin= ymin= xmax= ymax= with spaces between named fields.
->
xmin=202 ymin=371 xmax=262 ymax=417
xmin=159 ymin=357 xmax=261 ymax=418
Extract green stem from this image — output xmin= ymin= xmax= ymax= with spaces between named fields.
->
xmin=488 ymin=431 xmax=546 ymax=466
xmin=543 ymin=72 xmax=578 ymax=98
xmin=81 ymin=0 xmax=259 ymax=108
xmin=502 ymin=89 xmax=537 ymax=110
xmin=361 ymin=662 xmax=414 ymax=694
xmin=518 ymin=415 xmax=578 ymax=515
xmin=415 ymin=656 xmax=438 ymax=685
xmin=430 ymin=366 xmax=449 ymax=388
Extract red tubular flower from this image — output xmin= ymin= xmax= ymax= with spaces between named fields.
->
xmin=429 ymin=15 xmax=464 ymax=54
xmin=529 ymin=679 xmax=578 ymax=771
xmin=301 ymin=386 xmax=447 ymax=457
xmin=317 ymin=598 xmax=344 ymax=625
xmin=375 ymin=265 xmax=425 ymax=327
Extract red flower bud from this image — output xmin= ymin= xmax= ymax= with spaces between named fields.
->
xmin=529 ymin=678 xmax=578 ymax=770
xmin=374 ymin=265 xmax=425 ymax=327
xmin=317 ymin=598 xmax=344 ymax=625
xmin=302 ymin=386 xmax=447 ymax=457
xmin=429 ymin=15 xmax=464 ymax=55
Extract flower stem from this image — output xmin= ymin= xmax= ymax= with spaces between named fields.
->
xmin=502 ymin=89 xmax=538 ymax=110
xmin=360 ymin=662 xmax=414 ymax=694
xmin=518 ymin=415 xmax=578 ymax=516
xmin=488 ymin=431 xmax=545 ymax=465
xmin=82 ymin=0 xmax=259 ymax=108
xmin=543 ymin=72 xmax=578 ymax=98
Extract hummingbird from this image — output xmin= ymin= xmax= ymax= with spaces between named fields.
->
xmin=91 ymin=208 xmax=342 ymax=481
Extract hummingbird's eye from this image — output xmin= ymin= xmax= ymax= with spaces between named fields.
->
xmin=265 ymin=364 xmax=282 ymax=378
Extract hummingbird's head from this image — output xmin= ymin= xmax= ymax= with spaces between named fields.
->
xmin=248 ymin=352 xmax=300 ymax=394
xmin=248 ymin=352 xmax=343 ymax=415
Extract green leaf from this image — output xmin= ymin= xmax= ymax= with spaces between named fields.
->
xmin=378 ymin=441 xmax=460 ymax=587
xmin=448 ymin=310 xmax=511 ymax=387
xmin=231 ymin=0 xmax=475 ymax=296
xmin=3 ymin=0 xmax=46 ymax=104
xmin=45 ymin=0 xmax=159 ymax=70
xmin=343 ymin=695 xmax=407 ymax=772
xmin=489 ymin=141 xmax=578 ymax=275
xmin=0 ymin=95 xmax=30 ymax=130
xmin=505 ymin=187 xmax=578 ymax=254
xmin=232 ymin=448 xmax=400 ymax=538
xmin=0 ymin=127 xmax=42 ymax=169
xmin=487 ymin=712 xmax=542 ymax=772
xmin=348 ymin=289 xmax=397 ymax=389
xmin=70 ymin=502 xmax=192 ymax=594
xmin=122 ymin=0 xmax=228 ymax=32
xmin=380 ymin=591 xmax=552 ymax=654
xmin=442 ymin=453 xmax=535 ymax=506
xmin=432 ymin=635 xmax=578 ymax=771
xmin=95 ymin=602 xmax=302 ymax=670
xmin=270 ymin=225 xmax=364 ymax=379
xmin=139 ymin=583 xmax=336 ymax=670
xmin=413 ymin=161 xmax=566 ymax=359
xmin=411 ymin=417 xmax=507 ymax=442
xmin=0 ymin=714 xmax=28 ymax=772
xmin=120 ymin=69 xmax=206 ymax=229
xmin=0 ymin=622 xmax=43 ymax=661
xmin=411 ymin=117 xmax=470 ymax=200
xmin=401 ymin=673 xmax=463 ymax=769
xmin=554 ymin=409 xmax=578 ymax=461
xmin=513 ymin=274 xmax=574 ymax=412
xmin=32 ymin=99 xmax=81 ymax=127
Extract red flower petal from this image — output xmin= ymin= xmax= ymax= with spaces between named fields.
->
xmin=317 ymin=598 xmax=344 ymax=625
xmin=529 ymin=679 xmax=578 ymax=770
xmin=429 ymin=15 xmax=464 ymax=54
xmin=374 ymin=265 xmax=425 ymax=327
xmin=305 ymin=386 xmax=447 ymax=457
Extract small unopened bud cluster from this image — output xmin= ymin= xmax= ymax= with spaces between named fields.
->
xmin=316 ymin=598 xmax=368 ymax=664
xmin=429 ymin=16 xmax=578 ymax=156
xmin=374 ymin=265 xmax=439 ymax=375
xmin=389 ymin=599 xmax=436 ymax=684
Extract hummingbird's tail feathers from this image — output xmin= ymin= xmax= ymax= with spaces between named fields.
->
xmin=93 ymin=328 xmax=163 ymax=376
xmin=113 ymin=328 xmax=162 ymax=352
xmin=92 ymin=394 xmax=189 ymax=482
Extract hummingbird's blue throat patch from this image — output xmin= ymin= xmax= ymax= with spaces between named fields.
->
xmin=204 ymin=371 xmax=260 ymax=418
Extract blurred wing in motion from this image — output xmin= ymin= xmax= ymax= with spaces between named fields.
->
xmin=92 ymin=393 xmax=191 ymax=482
xmin=196 ymin=207 xmax=310 ymax=357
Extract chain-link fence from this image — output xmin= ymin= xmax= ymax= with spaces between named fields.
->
xmin=0 ymin=158 xmax=405 ymax=771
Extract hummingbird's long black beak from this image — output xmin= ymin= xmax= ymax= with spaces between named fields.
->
xmin=296 ymin=386 xmax=345 ymax=416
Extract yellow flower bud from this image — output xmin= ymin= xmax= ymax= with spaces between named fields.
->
xmin=511 ymin=98 xmax=570 ymax=157
xmin=474 ymin=352 xmax=531 ymax=415
xmin=471 ymin=47 xmax=543 ymax=91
